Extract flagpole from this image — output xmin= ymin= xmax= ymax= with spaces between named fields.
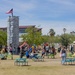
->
xmin=11 ymin=8 xmax=13 ymax=17
xmin=11 ymin=12 xmax=13 ymax=17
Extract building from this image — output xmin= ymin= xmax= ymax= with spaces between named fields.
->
xmin=0 ymin=25 xmax=42 ymax=42
xmin=70 ymin=31 xmax=75 ymax=35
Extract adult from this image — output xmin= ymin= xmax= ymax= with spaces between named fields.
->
xmin=41 ymin=48 xmax=45 ymax=58
xmin=9 ymin=46 xmax=13 ymax=55
xmin=17 ymin=46 xmax=20 ymax=55
xmin=60 ymin=46 xmax=67 ymax=64
xmin=70 ymin=45 xmax=74 ymax=54
xmin=51 ymin=46 xmax=56 ymax=58
xmin=44 ymin=43 xmax=50 ymax=56
xmin=20 ymin=46 xmax=25 ymax=58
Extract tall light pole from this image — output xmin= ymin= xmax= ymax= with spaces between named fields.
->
xmin=63 ymin=28 xmax=66 ymax=34
xmin=63 ymin=28 xmax=67 ymax=48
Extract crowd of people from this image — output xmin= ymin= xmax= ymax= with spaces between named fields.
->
xmin=19 ymin=43 xmax=57 ymax=59
xmin=0 ymin=42 xmax=75 ymax=65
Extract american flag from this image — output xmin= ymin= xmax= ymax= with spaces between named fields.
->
xmin=6 ymin=8 xmax=13 ymax=14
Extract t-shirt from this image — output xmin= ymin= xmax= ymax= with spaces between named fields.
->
xmin=45 ymin=46 xmax=49 ymax=51
xmin=61 ymin=50 xmax=66 ymax=54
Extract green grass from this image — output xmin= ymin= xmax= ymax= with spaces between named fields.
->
xmin=0 ymin=55 xmax=75 ymax=75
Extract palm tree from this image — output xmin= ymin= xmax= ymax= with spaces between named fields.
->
xmin=63 ymin=28 xmax=66 ymax=34
xmin=49 ymin=28 xmax=55 ymax=45
xmin=49 ymin=28 xmax=55 ymax=36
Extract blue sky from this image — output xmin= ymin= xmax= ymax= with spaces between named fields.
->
xmin=0 ymin=0 xmax=75 ymax=35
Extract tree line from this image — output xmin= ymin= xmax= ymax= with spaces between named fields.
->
xmin=0 ymin=27 xmax=75 ymax=48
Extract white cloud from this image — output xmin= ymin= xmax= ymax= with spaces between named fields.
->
xmin=47 ymin=0 xmax=75 ymax=12
xmin=48 ymin=0 xmax=75 ymax=6
xmin=0 ymin=19 xmax=7 ymax=27
xmin=0 ymin=0 xmax=75 ymax=35
xmin=19 ymin=19 xmax=75 ymax=35
xmin=2 ymin=0 xmax=36 ymax=11
xmin=0 ymin=14 xmax=75 ymax=36
xmin=41 ymin=21 xmax=75 ymax=35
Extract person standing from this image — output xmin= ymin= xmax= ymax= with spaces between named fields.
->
xmin=9 ymin=46 xmax=13 ymax=60
xmin=51 ymin=46 xmax=56 ymax=58
xmin=17 ymin=46 xmax=20 ymax=55
xmin=70 ymin=45 xmax=74 ymax=54
xmin=20 ymin=46 xmax=24 ymax=58
xmin=60 ymin=46 xmax=67 ymax=64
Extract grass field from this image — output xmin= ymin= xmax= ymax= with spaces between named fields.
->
xmin=0 ymin=54 xmax=75 ymax=75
